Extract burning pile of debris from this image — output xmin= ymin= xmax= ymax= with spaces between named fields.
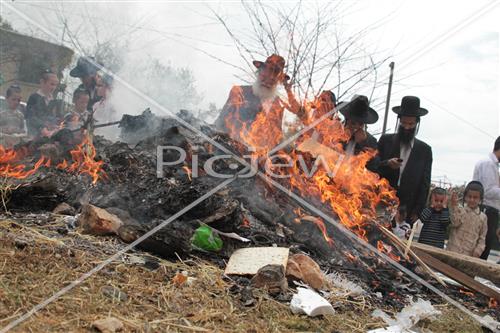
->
xmin=1 ymin=109 xmax=499 ymax=332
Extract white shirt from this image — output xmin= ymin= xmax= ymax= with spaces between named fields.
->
xmin=473 ymin=152 xmax=500 ymax=210
xmin=398 ymin=139 xmax=414 ymax=186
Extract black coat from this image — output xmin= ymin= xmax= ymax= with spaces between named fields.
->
xmin=25 ymin=93 xmax=58 ymax=137
xmin=341 ymin=132 xmax=380 ymax=172
xmin=377 ymin=134 xmax=432 ymax=218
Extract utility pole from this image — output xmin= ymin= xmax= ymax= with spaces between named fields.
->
xmin=382 ymin=62 xmax=395 ymax=135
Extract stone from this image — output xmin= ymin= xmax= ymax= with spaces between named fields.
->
xmin=250 ymin=264 xmax=287 ymax=294
xmin=101 ymin=286 xmax=128 ymax=302
xmin=92 ymin=317 xmax=124 ymax=333
xmin=52 ymin=202 xmax=75 ymax=216
xmin=77 ymin=204 xmax=123 ymax=236
xmin=286 ymin=253 xmax=325 ymax=289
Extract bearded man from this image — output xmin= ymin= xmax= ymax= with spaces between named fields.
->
xmin=214 ymin=54 xmax=298 ymax=143
xmin=377 ymin=96 xmax=432 ymax=224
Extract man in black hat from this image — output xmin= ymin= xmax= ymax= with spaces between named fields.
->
xmin=338 ymin=95 xmax=379 ymax=171
xmin=70 ymin=56 xmax=101 ymax=111
xmin=377 ymin=96 xmax=432 ymax=223
xmin=214 ymin=54 xmax=300 ymax=146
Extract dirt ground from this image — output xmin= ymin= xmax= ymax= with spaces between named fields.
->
xmin=0 ymin=216 xmax=489 ymax=333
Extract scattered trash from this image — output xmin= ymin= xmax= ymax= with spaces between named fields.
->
xmin=191 ymin=225 xmax=223 ymax=252
xmin=372 ymin=297 xmax=441 ymax=330
xmin=92 ymin=317 xmax=124 ymax=333
xmin=63 ymin=215 xmax=78 ymax=229
xmin=211 ymin=228 xmax=251 ymax=242
xmin=286 ymin=253 xmax=325 ymax=289
xmin=475 ymin=276 xmax=500 ymax=294
xmin=225 ymin=247 xmax=289 ymax=276
xmin=325 ymin=272 xmax=365 ymax=296
xmin=172 ymin=271 xmax=189 ymax=287
xmin=251 ymin=264 xmax=287 ymax=294
xmin=290 ymin=287 xmax=335 ymax=317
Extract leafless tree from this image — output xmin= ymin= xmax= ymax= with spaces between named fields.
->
xmin=210 ymin=1 xmax=392 ymax=103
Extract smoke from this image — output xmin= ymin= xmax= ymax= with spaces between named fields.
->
xmin=107 ymin=54 xmax=203 ymax=122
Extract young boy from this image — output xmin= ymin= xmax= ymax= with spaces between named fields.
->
xmin=447 ymin=181 xmax=488 ymax=257
xmin=417 ymin=187 xmax=450 ymax=248
xmin=63 ymin=87 xmax=90 ymax=131
xmin=0 ymin=85 xmax=27 ymax=147
xmin=392 ymin=205 xmax=411 ymax=239
xmin=25 ymin=69 xmax=60 ymax=137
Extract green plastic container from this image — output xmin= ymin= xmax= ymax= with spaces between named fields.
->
xmin=191 ymin=226 xmax=223 ymax=252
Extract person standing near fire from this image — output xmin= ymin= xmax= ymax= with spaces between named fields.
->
xmin=214 ymin=54 xmax=301 ymax=145
xmin=63 ymin=87 xmax=90 ymax=131
xmin=0 ymin=85 xmax=27 ymax=147
xmin=69 ymin=56 xmax=101 ymax=111
xmin=25 ymin=69 xmax=61 ymax=138
xmin=338 ymin=95 xmax=379 ymax=171
xmin=472 ymin=136 xmax=500 ymax=260
xmin=377 ymin=96 xmax=432 ymax=224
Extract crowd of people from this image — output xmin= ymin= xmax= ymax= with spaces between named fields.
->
xmin=215 ymin=53 xmax=500 ymax=261
xmin=0 ymin=56 xmax=116 ymax=148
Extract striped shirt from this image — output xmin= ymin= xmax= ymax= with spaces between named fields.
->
xmin=418 ymin=207 xmax=450 ymax=248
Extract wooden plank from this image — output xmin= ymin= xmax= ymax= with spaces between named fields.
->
xmin=413 ymin=248 xmax=500 ymax=302
xmin=411 ymin=242 xmax=500 ymax=285
xmin=378 ymin=225 xmax=446 ymax=287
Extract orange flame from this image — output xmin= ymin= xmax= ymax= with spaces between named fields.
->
xmin=65 ymin=137 xmax=106 ymax=184
xmin=56 ymin=159 xmax=68 ymax=169
xmin=344 ymin=251 xmax=357 ymax=262
xmin=459 ymin=289 xmax=474 ymax=297
xmin=182 ymin=166 xmax=192 ymax=181
xmin=377 ymin=240 xmax=401 ymax=262
xmin=223 ymin=90 xmax=398 ymax=246
xmin=241 ymin=217 xmax=250 ymax=228
xmin=489 ymin=298 xmax=498 ymax=308
xmin=0 ymin=145 xmax=48 ymax=179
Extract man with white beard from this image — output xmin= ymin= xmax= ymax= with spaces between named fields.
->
xmin=215 ymin=54 xmax=299 ymax=141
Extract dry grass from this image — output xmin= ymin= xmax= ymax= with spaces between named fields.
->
xmin=0 ymin=215 xmax=485 ymax=333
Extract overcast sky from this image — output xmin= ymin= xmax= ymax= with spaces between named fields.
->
xmin=2 ymin=0 xmax=498 ymax=185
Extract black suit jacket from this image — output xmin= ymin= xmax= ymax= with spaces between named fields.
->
xmin=377 ymin=134 xmax=432 ymax=218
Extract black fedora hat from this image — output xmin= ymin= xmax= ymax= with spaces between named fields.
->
xmin=392 ymin=96 xmax=428 ymax=117
xmin=70 ymin=56 xmax=100 ymax=78
xmin=338 ymin=95 xmax=378 ymax=124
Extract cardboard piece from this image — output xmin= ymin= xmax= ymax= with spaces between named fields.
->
xmin=224 ymin=247 xmax=289 ymax=275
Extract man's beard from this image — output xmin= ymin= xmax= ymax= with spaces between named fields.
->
xmin=252 ymin=79 xmax=277 ymax=101
xmin=397 ymin=125 xmax=416 ymax=144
